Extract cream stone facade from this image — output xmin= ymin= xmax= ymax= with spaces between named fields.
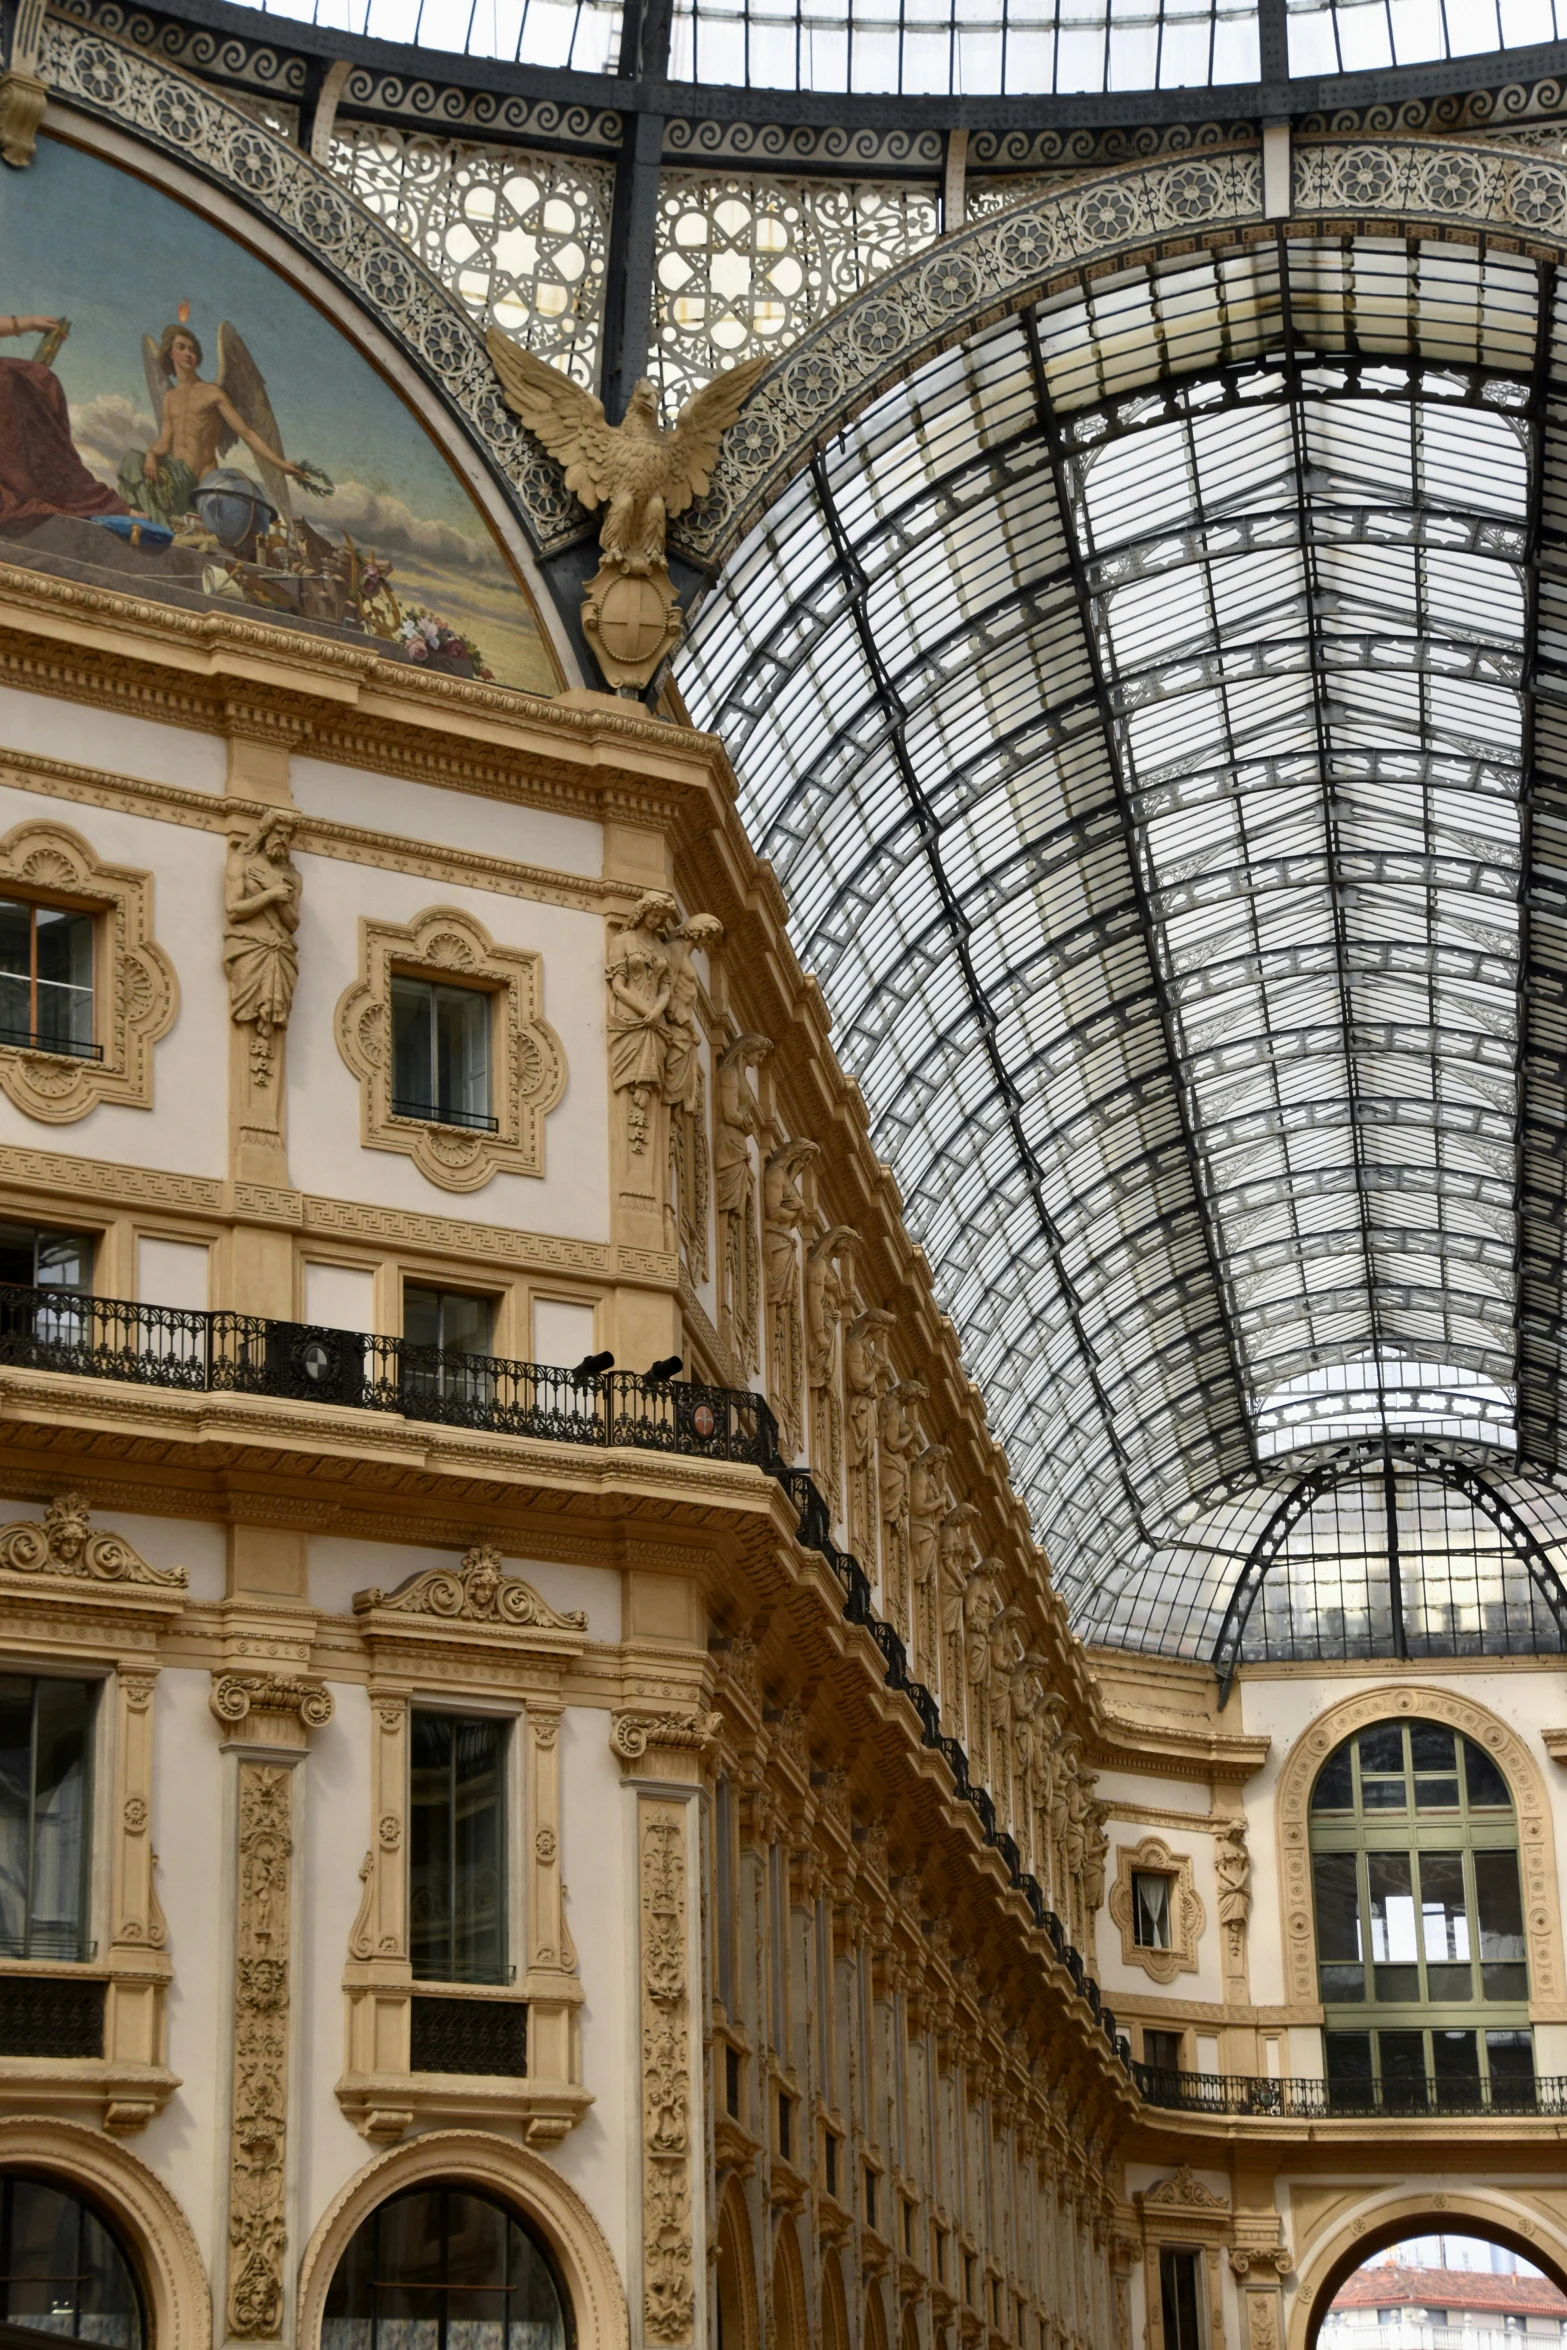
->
xmin=4 ymin=19 xmax=1567 ymax=2350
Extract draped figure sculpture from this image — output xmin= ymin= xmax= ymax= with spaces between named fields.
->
xmin=224 ymin=811 xmax=301 ymax=1084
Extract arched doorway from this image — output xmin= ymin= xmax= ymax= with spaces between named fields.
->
xmin=321 ymin=2181 xmax=573 ymax=2350
xmin=821 ymin=2252 xmax=849 ymax=2350
xmin=769 ymin=2220 xmax=806 ymax=2350
xmin=715 ymin=2181 xmax=758 ymax=2350
xmin=1293 ymin=2203 xmax=1567 ymax=2350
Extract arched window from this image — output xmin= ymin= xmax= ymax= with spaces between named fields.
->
xmin=1309 ymin=1718 xmax=1531 ymax=2109
xmin=322 ymin=2185 xmax=572 ymax=2350
xmin=0 ymin=2175 xmax=142 ymax=2347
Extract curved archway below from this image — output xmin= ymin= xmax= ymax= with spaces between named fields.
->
xmin=715 ymin=2178 xmax=758 ymax=2350
xmin=294 ymin=2130 xmax=628 ymax=2350
xmin=1293 ymin=2195 xmax=1567 ymax=2350
xmin=0 ymin=2117 xmax=210 ymax=2350
xmin=770 ymin=2217 xmax=806 ymax=2350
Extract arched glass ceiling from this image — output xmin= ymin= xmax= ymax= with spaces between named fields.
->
xmin=676 ymin=227 xmax=1567 ymax=1654
xmin=241 ymin=0 xmax=1563 ymax=86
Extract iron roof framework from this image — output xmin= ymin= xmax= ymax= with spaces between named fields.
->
xmin=677 ymin=224 xmax=1567 ymax=1656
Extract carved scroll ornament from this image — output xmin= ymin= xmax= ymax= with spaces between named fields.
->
xmin=211 ymin=1673 xmax=335 ymax=1731
xmin=612 ymin=1708 xmax=723 ymax=1764
xmin=355 ymin=1544 xmax=587 ymax=1630
xmin=0 ymin=1493 xmax=186 ymax=1588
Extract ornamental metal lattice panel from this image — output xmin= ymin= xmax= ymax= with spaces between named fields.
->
xmin=410 ymin=1997 xmax=529 ymax=2076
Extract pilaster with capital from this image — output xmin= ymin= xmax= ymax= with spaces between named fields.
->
xmin=211 ymin=1669 xmax=334 ymax=2346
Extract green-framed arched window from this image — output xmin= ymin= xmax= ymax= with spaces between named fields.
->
xmin=1309 ymin=1718 xmax=1531 ymax=2107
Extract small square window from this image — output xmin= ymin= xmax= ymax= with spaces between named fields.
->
xmin=391 ymin=974 xmax=496 ymax=1133
xmin=1133 ymin=1871 xmax=1173 ymax=1950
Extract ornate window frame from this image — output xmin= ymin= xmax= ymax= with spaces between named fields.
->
xmin=1275 ymin=1685 xmax=1566 ymax=2020
xmin=0 ymin=1495 xmax=186 ymax=2132
xmin=1107 ymin=1837 xmax=1204 ymax=1983
xmin=337 ymin=1546 xmax=591 ymax=2144
xmin=0 ymin=820 xmax=177 ymax=1125
xmin=334 ymin=907 xmax=567 ymax=1194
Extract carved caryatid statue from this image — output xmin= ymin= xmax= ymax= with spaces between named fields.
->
xmin=907 ymin=1443 xmax=949 ymax=1685
xmin=805 ymin=1224 xmax=856 ymax=1512
xmin=224 ymin=810 xmax=301 ymax=1084
xmin=715 ymin=1034 xmax=770 ymax=1374
xmin=485 ymin=334 xmax=769 ymax=690
xmin=762 ymin=1137 xmax=817 ymax=1458
xmin=607 ymin=889 xmax=680 ymax=1158
xmin=663 ymin=913 xmax=721 ymax=1282
xmin=844 ymin=1306 xmax=893 ymax=1570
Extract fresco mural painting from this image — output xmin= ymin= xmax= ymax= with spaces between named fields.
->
xmin=0 ymin=138 xmax=559 ymax=695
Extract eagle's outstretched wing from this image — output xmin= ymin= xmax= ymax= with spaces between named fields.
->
xmin=665 ymin=356 xmax=769 ymax=517
xmin=141 ymin=335 xmax=166 ymax=430
xmin=485 ymin=330 xmax=618 ymax=509
xmin=216 ymin=322 xmax=293 ymax=521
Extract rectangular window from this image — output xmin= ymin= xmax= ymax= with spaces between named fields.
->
xmin=1368 ymin=1851 xmax=1420 ymax=2001
xmin=0 ymin=1225 xmax=91 ymax=1293
xmin=1474 ymin=1848 xmax=1528 ymax=2002
xmin=391 ymin=974 xmax=495 ymax=1132
xmin=1132 ymin=1871 xmax=1172 ymax=1950
xmin=777 ymin=2090 xmax=791 ymax=2163
xmin=402 ymin=1285 xmax=496 ymax=1411
xmin=0 ymin=899 xmax=95 ymax=1058
xmin=1418 ymin=1851 xmax=1472 ymax=2000
xmin=824 ymin=2132 xmax=837 ymax=2199
xmin=725 ymin=2045 xmax=740 ymax=2119
xmin=0 ymin=1677 xmax=94 ymax=1960
xmin=1144 ymin=2029 xmax=1183 ymax=2073
xmin=864 ymin=2167 xmax=876 ymax=2230
xmin=408 ymin=1711 xmax=508 ymax=1985
xmin=1159 ymin=2250 xmax=1203 ymax=2350
xmin=1431 ymin=2027 xmax=1481 ymax=2109
xmin=1313 ymin=1851 xmax=1364 ymax=2002
xmin=1358 ymin=1724 xmax=1407 ymax=1809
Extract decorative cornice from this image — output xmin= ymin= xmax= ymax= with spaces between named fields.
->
xmin=0 ymin=1493 xmax=187 ymax=1593
xmin=1141 ymin=2165 xmax=1230 ymax=2212
xmin=354 ymin=1545 xmax=588 ymax=1634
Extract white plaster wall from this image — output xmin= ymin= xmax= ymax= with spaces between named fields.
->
xmin=287 ymin=855 xmax=609 ymax=1237
xmin=297 ymin=1679 xmax=378 ymax=2239
xmin=0 ymin=781 xmax=229 ymax=1176
xmin=0 ymin=684 xmax=226 ymax=794
xmin=1236 ymin=1662 xmax=1567 ymax=2019
xmin=291 ymin=760 xmax=602 ymax=881
xmin=545 ymin=1702 xmax=630 ymax=2276
xmin=140 ymin=1663 xmax=229 ymax=2273
xmin=0 ymin=1501 xmax=225 ymax=1600
xmin=306 ymin=1533 xmax=621 ymax=1642
xmin=1093 ymin=1769 xmax=1208 ymax=1815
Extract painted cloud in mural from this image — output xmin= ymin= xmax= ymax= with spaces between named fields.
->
xmin=0 ymin=138 xmax=558 ymax=696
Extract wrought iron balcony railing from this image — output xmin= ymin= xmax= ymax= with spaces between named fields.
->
xmin=1132 ymin=2063 xmax=1564 ymax=2118
xmin=0 ymin=1279 xmax=1127 ymax=2061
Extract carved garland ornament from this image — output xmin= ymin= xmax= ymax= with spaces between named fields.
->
xmin=335 ymin=906 xmax=566 ymax=1192
xmin=226 ymin=1761 xmax=295 ymax=2340
xmin=1106 ymin=1837 xmax=1205 ymax=1984
xmin=0 ymin=821 xmax=176 ymax=1124
xmin=640 ymin=1801 xmax=694 ymax=2345
xmin=1275 ymin=1685 xmax=1565 ymax=2015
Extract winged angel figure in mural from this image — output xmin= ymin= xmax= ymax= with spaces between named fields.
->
xmin=118 ymin=312 xmax=328 ymax=532
xmin=485 ymin=332 xmax=768 ymax=687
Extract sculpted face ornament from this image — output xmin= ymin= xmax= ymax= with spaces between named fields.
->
xmin=484 ymin=334 xmax=768 ymax=691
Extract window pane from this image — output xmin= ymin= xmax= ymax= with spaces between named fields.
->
xmin=439 ymin=1293 xmax=493 ymax=1358
xmin=0 ymin=1678 xmax=32 ymax=1957
xmin=1159 ymin=2251 xmax=1201 ymax=2350
xmin=1432 ymin=2027 xmax=1480 ymax=2107
xmin=1474 ymin=1848 xmax=1528 ymax=2000
xmin=1409 ymin=1724 xmax=1455 ymax=1770
xmin=409 ymin=1711 xmax=454 ymax=1981
xmin=1414 ymin=1775 xmax=1460 ymax=1812
xmin=35 ymin=1232 xmax=89 ymax=1291
xmin=33 ymin=907 xmax=92 ymax=1050
xmin=404 ymin=1286 xmax=444 ymax=1352
xmin=1378 ymin=2029 xmax=1429 ymax=2109
xmin=0 ymin=902 xmax=30 ymax=1042
xmin=1367 ymin=1852 xmax=1417 ymax=1960
xmin=31 ymin=1678 xmax=90 ymax=1960
xmin=1132 ymin=1872 xmax=1170 ymax=1949
xmin=1464 ymin=1739 xmax=1513 ymax=1809
xmin=1486 ymin=2030 xmax=1535 ymax=2091
xmin=1359 ymin=1724 xmax=1404 ymax=1773
xmin=1325 ymin=2031 xmax=1373 ymax=2082
xmin=1417 ymin=1852 xmax=1470 ymax=1962
xmin=392 ymin=976 xmax=435 ymax=1111
xmin=452 ymin=1716 xmax=506 ymax=1984
xmin=1311 ymin=1746 xmax=1354 ymax=1811
xmin=433 ymin=984 xmax=491 ymax=1121
xmin=1144 ymin=2030 xmax=1182 ymax=2072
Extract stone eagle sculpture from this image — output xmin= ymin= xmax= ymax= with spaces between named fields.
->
xmin=485 ymin=333 xmax=768 ymax=572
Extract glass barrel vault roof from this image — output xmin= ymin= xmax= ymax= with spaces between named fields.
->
xmin=676 ymin=229 xmax=1567 ymax=1656
xmin=244 ymin=0 xmax=1567 ymax=88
